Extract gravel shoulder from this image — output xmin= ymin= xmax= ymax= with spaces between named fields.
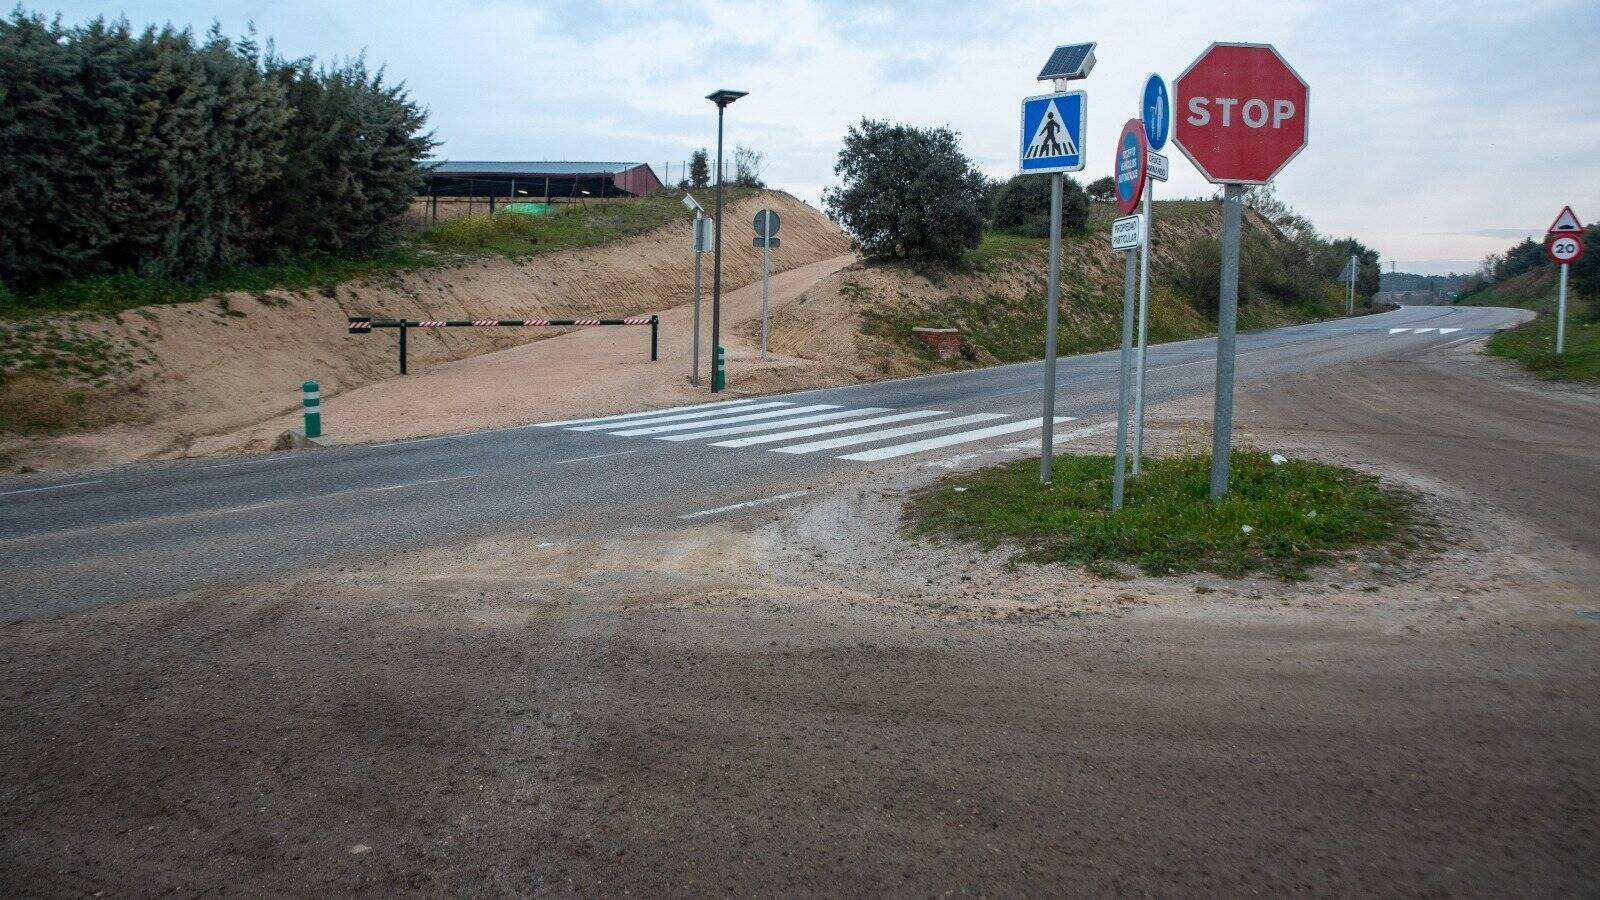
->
xmin=3 ymin=337 xmax=1596 ymax=895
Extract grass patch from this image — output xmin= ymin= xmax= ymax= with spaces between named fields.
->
xmin=420 ymin=187 xmax=759 ymax=257
xmin=0 ymin=372 xmax=142 ymax=435
xmin=1 ymin=248 xmax=434 ymax=319
xmin=2 ymin=188 xmax=757 ymax=319
xmin=1485 ymin=299 xmax=1600 ymax=382
xmin=905 ymin=451 xmax=1420 ymax=580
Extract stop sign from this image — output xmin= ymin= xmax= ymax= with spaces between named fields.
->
xmin=1173 ymin=43 xmax=1309 ymax=185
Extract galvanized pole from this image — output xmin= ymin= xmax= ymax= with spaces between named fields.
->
xmin=1556 ymin=262 xmax=1569 ymax=354
xmin=1348 ymin=252 xmax=1356 ymax=315
xmin=1040 ymin=172 xmax=1064 ymax=484
xmin=1209 ymin=184 xmax=1245 ymax=500
xmin=760 ymin=240 xmax=770 ymax=359
xmin=1131 ymin=178 xmax=1154 ymax=474
xmin=1113 ymin=245 xmax=1137 ymax=511
xmin=691 ymin=214 xmax=703 ymax=386
xmin=710 ymin=105 xmax=727 ymax=392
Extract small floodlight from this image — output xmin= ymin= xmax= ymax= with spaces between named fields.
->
xmin=682 ymin=194 xmax=705 ymax=214
xmin=1037 ymin=42 xmax=1096 ymax=81
xmin=706 ymin=89 xmax=748 ymax=108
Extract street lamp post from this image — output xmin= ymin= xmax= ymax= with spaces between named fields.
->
xmin=705 ymin=89 xmax=747 ymax=392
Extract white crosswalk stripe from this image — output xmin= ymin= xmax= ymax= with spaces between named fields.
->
xmin=711 ymin=409 xmax=949 ymax=447
xmin=606 ymin=404 xmax=841 ymax=436
xmin=536 ymin=398 xmax=762 ymax=428
xmin=549 ymin=398 xmax=1079 ymax=465
xmin=656 ymin=407 xmax=892 ymax=441
xmin=565 ymin=401 xmax=794 ymax=431
xmin=769 ymin=413 xmax=1009 ymax=455
xmin=837 ymin=417 xmax=1073 ymax=462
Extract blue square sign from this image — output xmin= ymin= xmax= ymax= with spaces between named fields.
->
xmin=1019 ymin=90 xmax=1086 ymax=173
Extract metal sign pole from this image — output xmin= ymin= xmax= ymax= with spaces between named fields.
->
xmin=1348 ymin=253 xmax=1356 ymax=315
xmin=691 ymin=216 xmax=703 ymax=386
xmin=760 ymin=240 xmax=770 ymax=359
xmin=1557 ymin=262 xmax=1569 ymax=355
xmin=710 ymin=106 xmax=726 ymax=391
xmin=1132 ymin=178 xmax=1154 ymax=474
xmin=1040 ymin=172 xmax=1064 ymax=484
xmin=1113 ymin=243 xmax=1137 ymax=510
xmin=1209 ymin=184 xmax=1245 ymax=499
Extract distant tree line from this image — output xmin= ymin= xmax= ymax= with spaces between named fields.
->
xmin=0 ymin=11 xmax=434 ymax=295
xmin=1457 ymin=224 xmax=1600 ymax=302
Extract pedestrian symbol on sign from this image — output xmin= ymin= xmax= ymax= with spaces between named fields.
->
xmin=1018 ymin=91 xmax=1086 ymax=174
xmin=1025 ymin=101 xmax=1077 ymax=159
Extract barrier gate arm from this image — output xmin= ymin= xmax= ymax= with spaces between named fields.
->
xmin=348 ymin=315 xmax=659 ymax=374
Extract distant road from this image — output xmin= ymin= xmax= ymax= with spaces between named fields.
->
xmin=0 ymin=304 xmax=1525 ymax=620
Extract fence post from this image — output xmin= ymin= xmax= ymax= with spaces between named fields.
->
xmin=651 ymin=315 xmax=659 ymax=361
xmin=399 ymin=323 xmax=408 ymax=375
xmin=302 ymin=380 xmax=321 ymax=438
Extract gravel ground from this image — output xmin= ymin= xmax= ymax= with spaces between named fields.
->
xmin=2 ymin=341 xmax=1596 ymax=895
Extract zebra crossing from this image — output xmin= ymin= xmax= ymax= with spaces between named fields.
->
xmin=535 ymin=399 xmax=1071 ymax=463
xmin=1387 ymin=327 xmax=1462 ymax=335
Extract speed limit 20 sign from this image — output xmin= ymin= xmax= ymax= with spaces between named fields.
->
xmin=1547 ymin=233 xmax=1583 ymax=265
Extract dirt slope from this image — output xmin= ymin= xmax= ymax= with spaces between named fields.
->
xmin=2 ymin=191 xmax=850 ymax=470
xmin=759 ymin=206 xmax=1325 ymax=385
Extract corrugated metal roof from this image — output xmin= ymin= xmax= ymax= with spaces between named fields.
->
xmin=425 ymin=161 xmax=647 ymax=175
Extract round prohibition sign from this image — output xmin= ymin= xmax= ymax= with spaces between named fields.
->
xmin=1547 ymin=233 xmax=1583 ymax=265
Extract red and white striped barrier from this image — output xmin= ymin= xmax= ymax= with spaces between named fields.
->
xmin=347 ymin=315 xmax=660 ymax=374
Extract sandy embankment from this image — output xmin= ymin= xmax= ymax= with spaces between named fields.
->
xmin=5 ymin=191 xmax=852 ymax=471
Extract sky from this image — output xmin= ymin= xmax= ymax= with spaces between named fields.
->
xmin=45 ymin=0 xmax=1600 ymax=275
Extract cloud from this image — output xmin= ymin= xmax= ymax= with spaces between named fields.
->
xmin=45 ymin=0 xmax=1600 ymax=265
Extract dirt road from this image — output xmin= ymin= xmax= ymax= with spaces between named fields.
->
xmin=2 ymin=338 xmax=1596 ymax=894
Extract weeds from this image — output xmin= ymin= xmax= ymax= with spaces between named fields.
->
xmin=905 ymin=451 xmax=1420 ymax=580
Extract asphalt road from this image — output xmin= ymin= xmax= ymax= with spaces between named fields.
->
xmin=0 ymin=304 xmax=1523 ymax=620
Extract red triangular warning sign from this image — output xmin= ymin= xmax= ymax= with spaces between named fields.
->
xmin=1548 ymin=206 xmax=1582 ymax=234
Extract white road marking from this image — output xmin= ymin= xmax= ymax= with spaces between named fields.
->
xmin=535 ymin=398 xmax=761 ymax=428
xmin=0 ymin=479 xmax=104 ymax=499
xmin=361 ymin=474 xmax=480 ymax=494
xmin=607 ymin=404 xmax=841 ymax=437
xmin=565 ymin=401 xmax=792 ymax=432
xmin=838 ymin=417 xmax=1072 ymax=462
xmin=678 ymin=490 xmax=810 ymax=520
xmin=656 ymin=407 xmax=892 ymax=441
xmin=923 ymin=419 xmax=1116 ymax=469
xmin=552 ymin=449 xmax=640 ymax=465
xmin=770 ymin=413 xmax=1008 ymax=455
xmin=1438 ymin=327 xmax=1461 ymax=334
xmin=1389 ymin=328 xmax=1410 ymax=334
xmin=1412 ymin=327 xmax=1437 ymax=334
xmin=713 ymin=410 xmax=950 ymax=448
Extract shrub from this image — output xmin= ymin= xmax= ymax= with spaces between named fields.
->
xmin=823 ymin=119 xmax=987 ymax=264
xmin=991 ymin=174 xmax=1088 ymax=237
xmin=1086 ymin=176 xmax=1115 ymax=203
xmin=0 ymin=10 xmax=433 ymax=293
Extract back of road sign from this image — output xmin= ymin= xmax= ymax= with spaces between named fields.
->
xmin=753 ymin=208 xmax=781 ymax=239
xmin=1019 ymin=91 xmax=1086 ymax=173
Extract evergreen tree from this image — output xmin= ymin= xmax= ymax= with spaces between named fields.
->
xmin=688 ymin=149 xmax=710 ymax=189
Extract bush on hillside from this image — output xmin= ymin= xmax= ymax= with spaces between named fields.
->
xmin=1086 ymin=176 xmax=1115 ymax=203
xmin=0 ymin=10 xmax=434 ymax=293
xmin=823 ymin=119 xmax=987 ymax=264
xmin=991 ymin=174 xmax=1088 ymax=237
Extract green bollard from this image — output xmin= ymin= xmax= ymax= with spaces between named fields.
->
xmin=712 ymin=345 xmax=726 ymax=391
xmin=302 ymin=380 xmax=321 ymax=438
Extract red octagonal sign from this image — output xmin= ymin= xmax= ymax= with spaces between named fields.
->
xmin=1174 ymin=43 xmax=1309 ymax=185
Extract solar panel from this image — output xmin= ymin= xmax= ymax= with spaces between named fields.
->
xmin=1037 ymin=43 xmax=1097 ymax=81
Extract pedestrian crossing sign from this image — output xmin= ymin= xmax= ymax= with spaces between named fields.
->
xmin=1019 ymin=90 xmax=1086 ymax=173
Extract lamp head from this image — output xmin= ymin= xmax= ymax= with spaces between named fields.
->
xmin=681 ymin=194 xmax=705 ymax=214
xmin=706 ymin=89 xmax=749 ymax=108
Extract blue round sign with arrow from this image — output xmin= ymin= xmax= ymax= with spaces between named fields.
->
xmin=1141 ymin=73 xmax=1169 ymax=152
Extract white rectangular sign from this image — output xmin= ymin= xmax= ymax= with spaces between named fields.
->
xmin=693 ymin=218 xmax=715 ymax=252
xmin=1110 ymin=214 xmax=1144 ymax=251
xmin=1147 ymin=151 xmax=1169 ymax=182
